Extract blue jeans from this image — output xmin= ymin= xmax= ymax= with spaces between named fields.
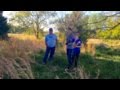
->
xmin=67 ymin=48 xmax=73 ymax=68
xmin=43 ymin=47 xmax=55 ymax=64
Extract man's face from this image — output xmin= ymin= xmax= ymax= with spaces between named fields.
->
xmin=75 ymin=33 xmax=79 ymax=38
xmin=49 ymin=29 xmax=53 ymax=34
xmin=50 ymin=31 xmax=53 ymax=34
xmin=67 ymin=30 xmax=72 ymax=36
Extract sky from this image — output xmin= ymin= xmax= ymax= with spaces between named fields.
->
xmin=3 ymin=11 xmax=102 ymax=18
xmin=3 ymin=11 xmax=102 ymax=23
xmin=3 ymin=11 xmax=73 ymax=32
xmin=3 ymin=11 xmax=101 ymax=32
xmin=3 ymin=11 xmax=72 ymax=19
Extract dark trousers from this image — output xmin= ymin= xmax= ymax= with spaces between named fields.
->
xmin=67 ymin=49 xmax=73 ymax=68
xmin=43 ymin=47 xmax=55 ymax=64
xmin=72 ymin=51 xmax=80 ymax=68
xmin=72 ymin=53 xmax=80 ymax=68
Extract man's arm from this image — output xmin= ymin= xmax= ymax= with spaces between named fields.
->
xmin=56 ymin=36 xmax=58 ymax=47
xmin=76 ymin=46 xmax=81 ymax=48
xmin=75 ymin=40 xmax=82 ymax=48
xmin=45 ymin=36 xmax=48 ymax=47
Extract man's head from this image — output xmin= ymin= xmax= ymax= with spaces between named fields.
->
xmin=49 ymin=28 xmax=53 ymax=34
xmin=67 ymin=27 xmax=73 ymax=35
xmin=74 ymin=31 xmax=80 ymax=38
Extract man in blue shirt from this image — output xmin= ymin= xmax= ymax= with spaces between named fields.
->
xmin=43 ymin=28 xmax=58 ymax=64
xmin=72 ymin=32 xmax=82 ymax=68
xmin=66 ymin=27 xmax=75 ymax=69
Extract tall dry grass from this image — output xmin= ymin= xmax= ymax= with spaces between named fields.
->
xmin=0 ymin=34 xmax=42 ymax=79
xmin=64 ymin=66 xmax=100 ymax=79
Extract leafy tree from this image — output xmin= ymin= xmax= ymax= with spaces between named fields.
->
xmin=10 ymin=11 xmax=56 ymax=39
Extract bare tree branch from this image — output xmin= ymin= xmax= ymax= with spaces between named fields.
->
xmin=82 ymin=12 xmax=120 ymax=26
xmin=55 ymin=11 xmax=120 ymax=32
xmin=89 ymin=22 xmax=120 ymax=31
xmin=108 ymin=22 xmax=120 ymax=30
xmin=81 ymin=12 xmax=120 ymax=30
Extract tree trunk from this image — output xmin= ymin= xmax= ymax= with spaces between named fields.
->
xmin=36 ymin=24 xmax=40 ymax=39
xmin=33 ymin=24 xmax=39 ymax=39
xmin=36 ymin=31 xmax=39 ymax=39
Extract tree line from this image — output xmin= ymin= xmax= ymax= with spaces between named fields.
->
xmin=0 ymin=11 xmax=120 ymax=41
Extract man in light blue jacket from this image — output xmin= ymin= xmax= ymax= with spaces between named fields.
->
xmin=43 ymin=28 xmax=58 ymax=64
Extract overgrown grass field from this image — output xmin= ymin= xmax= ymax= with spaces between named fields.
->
xmin=0 ymin=34 xmax=120 ymax=79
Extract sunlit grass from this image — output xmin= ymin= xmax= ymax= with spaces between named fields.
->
xmin=0 ymin=34 xmax=120 ymax=79
xmin=0 ymin=34 xmax=42 ymax=79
